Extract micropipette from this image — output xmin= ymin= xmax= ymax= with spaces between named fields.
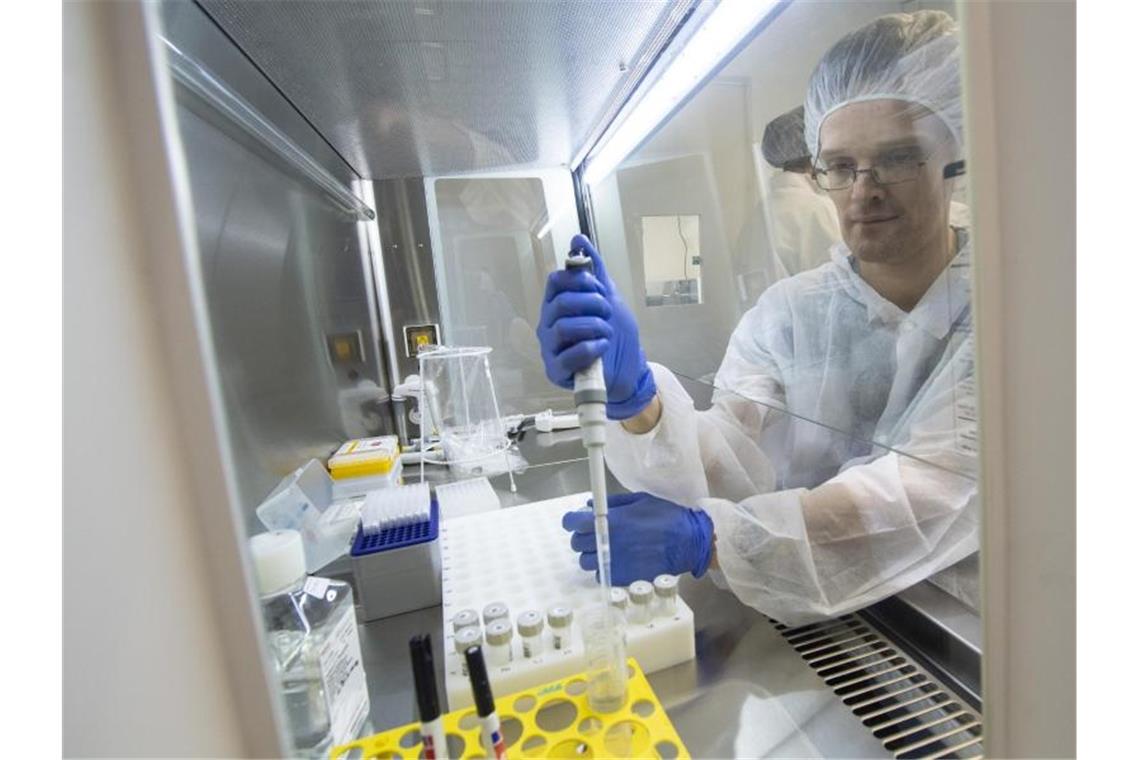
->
xmin=565 ymin=249 xmax=614 ymax=597
xmin=565 ymin=248 xmax=628 ymax=711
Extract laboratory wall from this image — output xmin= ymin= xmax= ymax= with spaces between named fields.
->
xmin=160 ymin=1 xmax=394 ymax=531
xmin=373 ymin=177 xmax=443 ymax=386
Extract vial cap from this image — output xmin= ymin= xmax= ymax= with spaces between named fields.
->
xmin=485 ymin=619 xmax=513 ymax=646
xmin=653 ymin=574 xmax=679 ymax=597
xmin=248 ymin=530 xmax=306 ymax=596
xmin=452 ymin=609 xmax=480 ymax=632
xmin=609 ymin=587 xmax=629 ymax=609
xmin=517 ymin=610 xmax=544 ymax=637
xmin=547 ymin=605 xmax=574 ymax=628
xmin=629 ymin=580 xmax=654 ymax=603
xmin=455 ymin=626 xmax=483 ymax=652
xmin=483 ymin=601 xmax=509 ymax=625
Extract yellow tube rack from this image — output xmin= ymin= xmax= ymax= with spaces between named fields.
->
xmin=330 ymin=658 xmax=689 ymax=759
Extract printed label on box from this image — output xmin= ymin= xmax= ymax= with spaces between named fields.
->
xmin=320 ymin=609 xmax=370 ymax=745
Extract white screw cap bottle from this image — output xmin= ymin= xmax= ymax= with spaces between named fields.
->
xmin=250 ymin=529 xmax=306 ymax=595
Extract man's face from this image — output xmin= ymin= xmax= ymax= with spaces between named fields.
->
xmin=817 ymin=100 xmax=955 ymax=264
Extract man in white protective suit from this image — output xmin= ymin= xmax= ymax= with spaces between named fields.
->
xmin=760 ymin=104 xmax=843 ymax=279
xmin=537 ymin=10 xmax=978 ymax=625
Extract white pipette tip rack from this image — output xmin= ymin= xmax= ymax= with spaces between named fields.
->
xmin=360 ymin=481 xmax=431 ymax=535
xmin=439 ymin=492 xmax=696 ymax=710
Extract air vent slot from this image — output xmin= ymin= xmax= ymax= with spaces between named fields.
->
xmin=775 ymin=614 xmax=983 ymax=759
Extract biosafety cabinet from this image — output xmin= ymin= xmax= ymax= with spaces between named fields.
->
xmin=64 ymin=0 xmax=1073 ymax=757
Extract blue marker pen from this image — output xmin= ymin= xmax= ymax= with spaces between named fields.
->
xmin=464 ymin=645 xmax=508 ymax=759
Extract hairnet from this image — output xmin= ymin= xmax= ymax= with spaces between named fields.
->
xmin=803 ymin=10 xmax=962 ymax=161
xmin=761 ymin=106 xmax=810 ymax=169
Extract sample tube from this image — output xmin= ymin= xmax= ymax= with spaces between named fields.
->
xmin=482 ymin=601 xmax=510 ymax=627
xmin=409 ymin=634 xmax=449 ymax=760
xmin=547 ymin=606 xmax=573 ymax=651
xmin=653 ymin=574 xmax=679 ymax=617
xmin=452 ymin=608 xmax=480 ymax=633
xmin=517 ymin=610 xmax=545 ymax=659
xmin=464 ymin=645 xmax=508 ymax=760
xmin=581 ymin=603 xmax=628 ymax=713
xmin=484 ymin=619 xmax=514 ymax=666
xmin=627 ymin=581 xmax=654 ymax=625
xmin=454 ymin=627 xmax=483 ymax=676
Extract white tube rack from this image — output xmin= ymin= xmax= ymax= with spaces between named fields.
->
xmin=439 ymin=492 xmax=695 ymax=710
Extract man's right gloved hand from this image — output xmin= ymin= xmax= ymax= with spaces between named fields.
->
xmin=536 ymin=234 xmax=657 ymax=420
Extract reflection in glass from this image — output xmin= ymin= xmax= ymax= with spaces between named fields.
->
xmin=432 ymin=176 xmax=572 ymax=415
xmin=757 ymin=105 xmax=842 ymax=285
xmin=585 ymin=6 xmax=979 ymax=623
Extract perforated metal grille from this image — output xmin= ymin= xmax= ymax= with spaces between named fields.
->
xmin=775 ymin=614 xmax=984 ymax=759
xmin=197 ymin=0 xmax=692 ymax=179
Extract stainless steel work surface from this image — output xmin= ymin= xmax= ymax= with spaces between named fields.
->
xmin=357 ymin=573 xmax=886 ymax=758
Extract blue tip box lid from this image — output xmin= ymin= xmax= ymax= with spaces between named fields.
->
xmin=351 ymin=498 xmax=439 ymax=556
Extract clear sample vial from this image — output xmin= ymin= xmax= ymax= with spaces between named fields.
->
xmin=547 ymin=606 xmax=573 ymax=651
xmin=482 ymin=601 xmax=510 ymax=627
xmin=653 ymin=574 xmax=679 ymax=617
xmin=580 ymin=603 xmax=629 ymax=714
xmin=250 ymin=530 xmax=371 ymax=758
xmin=484 ymin=619 xmax=514 ymax=666
xmin=517 ymin=610 xmax=545 ymax=659
xmin=627 ymin=581 xmax=654 ymax=625
xmin=609 ymin=586 xmax=629 ymax=613
xmin=452 ymin=608 xmax=480 ymax=633
xmin=455 ymin=626 xmax=483 ymax=675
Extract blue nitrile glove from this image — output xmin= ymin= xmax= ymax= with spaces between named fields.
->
xmin=561 ymin=492 xmax=715 ymax=585
xmin=536 ymin=234 xmax=657 ymax=420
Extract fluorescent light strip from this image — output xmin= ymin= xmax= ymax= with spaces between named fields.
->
xmin=582 ymin=0 xmax=781 ymax=187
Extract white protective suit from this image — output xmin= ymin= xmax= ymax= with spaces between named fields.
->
xmin=765 ymin=171 xmax=842 ymax=279
xmin=605 ymin=214 xmax=977 ymax=625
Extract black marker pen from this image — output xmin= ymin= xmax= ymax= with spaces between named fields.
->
xmin=410 ymin=634 xmax=449 ymax=760
xmin=464 ymin=645 xmax=508 ymax=759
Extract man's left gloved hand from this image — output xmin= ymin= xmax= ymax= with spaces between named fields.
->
xmin=561 ymin=492 xmax=715 ymax=586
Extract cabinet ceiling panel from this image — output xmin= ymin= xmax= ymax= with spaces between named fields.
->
xmin=199 ymin=0 xmax=688 ymax=178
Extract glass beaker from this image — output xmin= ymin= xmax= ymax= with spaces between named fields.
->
xmin=417 ymin=345 xmax=515 ymax=481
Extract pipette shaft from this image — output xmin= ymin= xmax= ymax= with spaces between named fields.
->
xmin=565 ymin=249 xmax=626 ymax=711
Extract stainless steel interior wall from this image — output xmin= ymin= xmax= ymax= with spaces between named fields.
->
xmin=161 ymin=1 xmax=393 ymax=531
xmin=372 ymin=177 xmax=443 ymax=386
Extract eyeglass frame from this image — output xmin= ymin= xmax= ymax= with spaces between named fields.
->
xmin=811 ymin=151 xmax=930 ymax=192
xmin=816 ymin=154 xmax=966 ymax=190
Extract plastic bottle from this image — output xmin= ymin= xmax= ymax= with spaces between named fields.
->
xmin=482 ymin=601 xmax=510 ymax=627
xmin=627 ymin=581 xmax=654 ymax=625
xmin=455 ymin=626 xmax=483 ymax=675
xmin=452 ymin=608 xmax=480 ymax=633
xmin=547 ymin=606 xmax=573 ymax=651
xmin=484 ymin=619 xmax=514 ymax=666
xmin=517 ymin=610 xmax=545 ymax=659
xmin=608 ymin=587 xmax=629 ymax=613
xmin=250 ymin=530 xmax=371 ymax=758
xmin=653 ymin=574 xmax=679 ymax=617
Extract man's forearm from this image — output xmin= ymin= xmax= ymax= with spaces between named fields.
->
xmin=620 ymin=393 xmax=663 ymax=434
